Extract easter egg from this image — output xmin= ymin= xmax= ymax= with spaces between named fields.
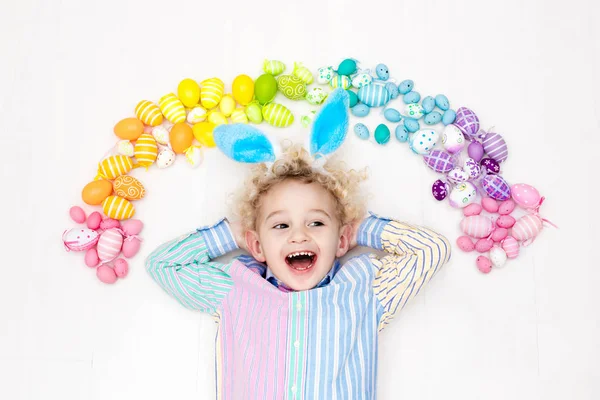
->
xmin=442 ymin=124 xmax=465 ymax=154
xmin=185 ymin=146 xmax=203 ymax=168
xmin=116 ymin=140 xmax=134 ymax=157
xmin=263 ymin=59 xmax=285 ymax=75
xmin=404 ymin=118 xmax=420 ymax=133
xmin=337 ymin=58 xmax=357 ymax=76
xmin=63 ymin=228 xmax=99 ymax=252
xmin=158 ymin=93 xmax=186 ymax=124
xmin=122 ymin=237 xmax=142 ymax=258
xmin=347 ymin=90 xmax=358 ymax=107
xmin=374 ymin=124 xmax=390 ymax=145
xmin=461 ymin=215 xmax=494 ymax=238
xmin=481 ymin=158 xmax=501 ymax=174
xmin=447 ymin=167 xmax=469 ymax=184
xmin=87 ymin=211 xmax=102 ymax=230
xmin=357 ymin=84 xmax=390 ymax=107
xmin=463 ymin=158 xmax=481 ymax=180
xmin=351 ymin=73 xmax=373 ymax=89
xmin=121 ymin=219 xmax=143 ymax=236
xmin=496 ymin=215 xmax=516 ymax=229
xmin=133 ymin=133 xmax=158 ymax=168
xmin=435 ymin=94 xmax=449 ymax=111
xmin=100 ymin=218 xmax=120 ymax=230
xmin=384 ymin=108 xmax=402 ymax=122
xmin=69 ymin=206 xmax=86 ymax=224
xmin=187 ymin=105 xmax=208 ymax=124
xmin=177 ymin=78 xmax=201 ymax=108
xmin=422 ymin=96 xmax=435 ymax=114
xmin=208 ymin=110 xmax=226 ymax=125
xmin=354 ymin=123 xmax=369 ymax=140
xmin=102 ymin=195 xmax=135 ymax=220
xmin=254 ymin=74 xmax=278 ymax=105
xmin=114 ymin=118 xmax=143 ymax=141
xmin=156 ymin=148 xmax=176 ymax=169
xmin=448 ymin=182 xmax=477 ymax=208
xmin=232 ymin=74 xmax=254 ymax=105
xmin=511 ymin=183 xmax=542 ymax=209
xmin=463 ymin=203 xmax=483 ymax=217
xmin=454 ymin=107 xmax=480 ymax=140
xmin=219 ymin=95 xmax=236 ymax=117
xmin=476 ymin=256 xmax=492 ymax=274
xmin=230 ymin=108 xmax=248 ymax=124
xmin=482 ymin=175 xmax=511 ymax=201
xmin=245 ymin=103 xmax=263 ymax=124
xmin=403 ymin=91 xmax=421 ymax=104
xmin=330 ymin=75 xmax=352 ymax=89
xmin=404 ymin=103 xmax=424 ymax=119
xmin=457 ymin=236 xmax=475 ymax=252
xmin=442 ymin=109 xmax=456 ymax=125
xmin=97 ymin=155 xmax=133 ymax=180
xmin=489 ymin=246 xmax=507 ymax=268
xmin=114 ymin=258 xmax=129 ymax=278
xmin=135 ymin=100 xmax=163 ymax=126
xmin=502 ymin=236 xmax=520 ymax=258
xmin=498 ymin=199 xmax=516 ymax=215
xmin=424 ymin=111 xmax=442 ymax=125
xmin=97 ymin=228 xmax=123 ymax=263
xmin=375 ymin=63 xmax=389 ymax=80
xmin=277 ymin=75 xmax=307 ymax=100
xmin=262 ymin=103 xmax=294 ymax=127
xmin=432 ymin=179 xmax=449 ymax=201
xmin=475 ymin=238 xmax=494 ymax=253
xmin=351 ymin=104 xmax=370 ymax=117
xmin=398 ymin=79 xmax=413 ymax=95
xmin=317 ymin=66 xmax=334 ymax=84
xmin=385 ymin=82 xmax=399 ymax=99
xmin=395 ymin=124 xmax=409 ymax=142
xmin=85 ymin=247 xmax=99 ymax=268
xmin=152 ymin=125 xmax=170 ymax=145
xmin=481 ymin=197 xmax=499 ymax=213
xmin=293 ymin=62 xmax=313 ymax=84
xmin=113 ymin=175 xmax=146 ymax=201
xmin=482 ymin=131 xmax=508 ymax=163
xmin=200 ymin=78 xmax=225 ymax=109
xmin=97 ymin=265 xmax=118 ymax=284
xmin=512 ymin=214 xmax=543 ymax=242
xmin=491 ymin=228 xmax=509 ymax=242
xmin=467 ymin=141 xmax=484 ymax=162
xmin=169 ymin=122 xmax=194 ymax=154
xmin=305 ymin=87 xmax=328 ymax=105
xmin=423 ymin=149 xmax=455 ymax=173
xmin=409 ymin=129 xmax=440 ymax=155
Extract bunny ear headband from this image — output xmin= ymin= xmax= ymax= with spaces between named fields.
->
xmin=213 ymin=88 xmax=350 ymax=174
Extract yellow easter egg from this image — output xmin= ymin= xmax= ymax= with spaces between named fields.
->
xmin=230 ymin=108 xmax=248 ymax=124
xmin=232 ymin=74 xmax=254 ymax=105
xmin=208 ymin=111 xmax=227 ymax=126
xmin=177 ymin=78 xmax=201 ymax=108
xmin=98 ymin=155 xmax=134 ymax=180
xmin=112 ymin=175 xmax=146 ymax=201
xmin=219 ymin=94 xmax=236 ymax=117
xmin=200 ymin=78 xmax=224 ymax=109
xmin=102 ymin=195 xmax=135 ymax=220
xmin=158 ymin=93 xmax=186 ymax=124
xmin=135 ymin=100 xmax=163 ymax=126
xmin=192 ymin=122 xmax=216 ymax=147
xmin=133 ymin=133 xmax=158 ymax=167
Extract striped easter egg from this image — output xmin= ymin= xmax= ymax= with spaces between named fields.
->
xmin=276 ymin=75 xmax=307 ymax=100
xmin=133 ymin=133 xmax=158 ymax=167
xmin=329 ymin=75 xmax=351 ymax=90
xmin=357 ymin=84 xmax=391 ymax=107
xmin=293 ymin=62 xmax=313 ymax=84
xmin=135 ymin=100 xmax=163 ymax=126
xmin=102 ymin=195 xmax=135 ymax=220
xmin=512 ymin=214 xmax=543 ymax=243
xmin=502 ymin=236 xmax=520 ymax=258
xmin=460 ymin=215 xmax=494 ymax=238
xmin=423 ymin=150 xmax=455 ymax=173
xmin=262 ymin=103 xmax=294 ymax=127
xmin=230 ymin=108 xmax=248 ymax=124
xmin=112 ymin=175 xmax=146 ymax=201
xmin=97 ymin=155 xmax=133 ymax=180
xmin=158 ymin=93 xmax=186 ymax=124
xmin=263 ymin=59 xmax=285 ymax=75
xmin=97 ymin=228 xmax=123 ymax=264
xmin=200 ymin=78 xmax=225 ymax=109
xmin=482 ymin=175 xmax=511 ymax=201
xmin=482 ymin=131 xmax=509 ymax=163
xmin=454 ymin=107 xmax=480 ymax=140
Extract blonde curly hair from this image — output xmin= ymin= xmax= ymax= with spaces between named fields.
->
xmin=233 ymin=143 xmax=368 ymax=231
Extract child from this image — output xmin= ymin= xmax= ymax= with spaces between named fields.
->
xmin=145 ymin=89 xmax=451 ymax=399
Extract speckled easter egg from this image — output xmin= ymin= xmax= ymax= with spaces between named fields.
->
xmin=489 ymin=246 xmax=508 ymax=268
xmin=476 ymin=256 xmax=493 ymax=273
xmin=354 ymin=123 xmax=369 ymax=140
xmin=457 ymin=236 xmax=475 ymax=252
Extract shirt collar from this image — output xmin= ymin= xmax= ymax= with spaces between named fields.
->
xmin=265 ymin=259 xmax=341 ymax=292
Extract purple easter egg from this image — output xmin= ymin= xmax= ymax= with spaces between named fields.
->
xmin=482 ymin=175 xmax=511 ymax=201
xmin=467 ymin=141 xmax=484 ymax=162
xmin=454 ymin=107 xmax=480 ymax=140
xmin=423 ymin=150 xmax=455 ymax=173
xmin=481 ymin=158 xmax=500 ymax=174
xmin=482 ymin=131 xmax=508 ymax=163
xmin=432 ymin=179 xmax=449 ymax=201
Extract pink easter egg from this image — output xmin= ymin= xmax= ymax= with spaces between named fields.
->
xmin=122 ymin=237 xmax=142 ymax=258
xmin=496 ymin=215 xmax=516 ymax=229
xmin=476 ymin=256 xmax=492 ymax=274
xmin=457 ymin=236 xmax=475 ymax=252
xmin=97 ymin=228 xmax=123 ymax=263
xmin=491 ymin=227 xmax=509 ymax=242
xmin=100 ymin=218 xmax=121 ymax=230
xmin=62 ymin=228 xmax=99 ymax=252
xmin=510 ymin=183 xmax=542 ymax=209
xmin=120 ymin=219 xmax=144 ymax=236
xmin=87 ymin=211 xmax=102 ymax=230
xmin=481 ymin=197 xmax=499 ymax=213
xmin=467 ymin=141 xmax=484 ymax=162
xmin=84 ymin=247 xmax=99 ymax=267
xmin=96 ymin=265 xmax=118 ymax=284
xmin=463 ymin=203 xmax=483 ymax=217
xmin=498 ymin=199 xmax=516 ymax=215
xmin=512 ymin=214 xmax=543 ymax=242
xmin=69 ymin=206 xmax=86 ymax=224
xmin=113 ymin=258 xmax=129 ymax=278
xmin=475 ymin=238 xmax=494 ymax=253
xmin=460 ymin=215 xmax=494 ymax=238
xmin=502 ymin=236 xmax=520 ymax=258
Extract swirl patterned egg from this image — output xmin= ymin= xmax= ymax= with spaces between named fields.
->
xmin=276 ymin=75 xmax=307 ymax=100
xmin=112 ymin=175 xmax=146 ymax=201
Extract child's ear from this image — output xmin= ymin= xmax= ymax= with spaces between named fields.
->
xmin=336 ymin=224 xmax=352 ymax=258
xmin=245 ymin=230 xmax=266 ymax=262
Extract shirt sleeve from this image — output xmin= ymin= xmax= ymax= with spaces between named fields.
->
xmin=357 ymin=212 xmax=452 ymax=331
xmin=145 ymin=218 xmax=238 ymax=314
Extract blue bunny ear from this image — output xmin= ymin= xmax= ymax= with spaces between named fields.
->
xmin=213 ymin=124 xmax=276 ymax=163
xmin=309 ymin=88 xmax=350 ymax=156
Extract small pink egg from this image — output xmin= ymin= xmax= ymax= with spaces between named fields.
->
xmin=496 ymin=215 xmax=516 ymax=228
xmin=475 ymin=238 xmax=494 ymax=253
xmin=87 ymin=212 xmax=102 ymax=230
xmin=456 ymin=236 xmax=475 ymax=252
xmin=122 ymin=237 xmax=142 ymax=258
xmin=100 ymin=218 xmax=121 ymax=230
xmin=498 ymin=199 xmax=516 ymax=215
xmin=96 ymin=265 xmax=118 ymax=284
xmin=476 ymin=256 xmax=492 ymax=274
xmin=113 ymin=258 xmax=129 ymax=278
xmin=121 ymin=219 xmax=144 ymax=236
xmin=84 ymin=247 xmax=99 ymax=267
xmin=481 ymin=197 xmax=499 ymax=213
xmin=491 ymin=227 xmax=508 ymax=242
xmin=463 ymin=203 xmax=483 ymax=217
xmin=69 ymin=206 xmax=86 ymax=224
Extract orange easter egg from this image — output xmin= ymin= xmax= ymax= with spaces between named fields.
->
xmin=113 ymin=175 xmax=146 ymax=201
xmin=169 ymin=122 xmax=194 ymax=154
xmin=135 ymin=100 xmax=163 ymax=126
xmin=102 ymin=195 xmax=135 ymax=220
xmin=114 ymin=118 xmax=144 ymax=140
xmin=82 ymin=179 xmax=113 ymax=205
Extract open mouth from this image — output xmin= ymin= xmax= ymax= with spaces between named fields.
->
xmin=285 ymin=251 xmax=317 ymax=271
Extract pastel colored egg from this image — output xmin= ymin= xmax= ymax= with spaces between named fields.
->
xmin=351 ymin=104 xmax=370 ymax=117
xmin=498 ymin=199 xmax=516 ymax=215
xmin=69 ymin=206 xmax=86 ymax=224
xmin=467 ymin=141 xmax=484 ymax=162
xmin=502 ymin=236 xmax=520 ymax=258
xmin=351 ymin=73 xmax=373 ymax=89
xmin=114 ymin=118 xmax=144 ymax=141
xmin=511 ymin=183 xmax=542 ymax=209
xmin=169 ymin=122 xmax=194 ymax=154
xmin=403 ymin=91 xmax=420 ymax=104
xmin=192 ymin=122 xmax=216 ymax=147
xmin=158 ymin=93 xmax=186 ymax=124
xmin=99 ymin=218 xmax=120 ymax=230
xmin=512 ymin=214 xmax=542 ymax=242
xmin=200 ymin=78 xmax=225 ymax=109
xmin=85 ymin=247 xmax=99 ymax=268
xmin=374 ymin=124 xmax=390 ymax=145
xmin=156 ymin=148 xmax=176 ymax=169
xmin=357 ymin=84 xmax=390 ymax=107
xmin=245 ymin=103 xmax=263 ymax=124
xmin=398 ymin=79 xmax=414 ymax=94
xmin=305 ymin=87 xmax=328 ymax=105
xmin=187 ymin=106 xmax=208 ymax=124
xmin=133 ymin=133 xmax=158 ymax=168
xmin=230 ymin=108 xmax=248 ymax=124
xmin=292 ymin=62 xmax=313 ymax=84
xmin=114 ymin=258 xmax=129 ymax=278
xmin=491 ymin=227 xmax=509 ymax=242
xmin=423 ymin=149 xmax=455 ymax=173
xmin=337 ymin=58 xmax=357 ymax=76
xmin=454 ymin=107 xmax=480 ymax=140
xmin=97 ymin=228 xmax=123 ymax=263
xmin=404 ymin=103 xmax=424 ymax=119
xmin=97 ymin=265 xmax=118 ymax=284
xmin=116 ymin=140 xmax=134 ymax=157
xmin=435 ymin=94 xmax=450 ymax=111
xmin=135 ymin=100 xmax=163 ymax=126
xmin=422 ymin=96 xmax=435 ymax=114
xmin=208 ymin=111 xmax=228 ymax=126
xmin=475 ymin=238 xmax=494 ymax=253
xmin=384 ymin=108 xmax=402 ymax=122
xmin=122 ymin=237 xmax=142 ymax=258
xmin=441 ymin=124 xmax=465 ymax=154
xmin=97 ymin=155 xmax=133 ymax=180
xmin=461 ymin=215 xmax=494 ymax=238
xmin=262 ymin=103 xmax=294 ymax=127
xmin=354 ymin=123 xmax=369 ymax=140
xmin=431 ymin=179 xmax=449 ymax=201
xmin=113 ymin=175 xmax=146 ymax=201
xmin=232 ymin=74 xmax=254 ymax=105
xmin=87 ymin=211 xmax=102 ymax=230
xmin=375 ymin=63 xmax=389 ymax=80
xmin=448 ymin=182 xmax=477 ymax=208
xmin=424 ymin=111 xmax=442 ymax=125
xmin=121 ymin=219 xmax=143 ymax=236
xmin=447 ymin=167 xmax=469 ymax=184
xmin=496 ymin=215 xmax=516 ymax=229
xmin=457 ymin=236 xmax=475 ymax=252
xmin=329 ymin=75 xmax=351 ymax=89
xmin=409 ymin=129 xmax=440 ymax=155
xmin=482 ymin=175 xmax=511 ymax=201
xmin=82 ymin=180 xmax=111 ymax=207
xmin=395 ymin=124 xmax=409 ymax=142
xmin=490 ymin=246 xmax=507 ymax=268
xmin=317 ymin=66 xmax=334 ymax=84
xmin=177 ymin=78 xmax=201 ymax=108
xmin=481 ymin=158 xmax=501 ymax=174
xmin=463 ymin=203 xmax=483 ymax=217
xmin=463 ymin=158 xmax=481 ymax=180
xmin=404 ymin=118 xmax=420 ymax=133
xmin=442 ymin=109 xmax=456 ymax=125
xmin=476 ymin=256 xmax=493 ymax=274
xmin=482 ymin=131 xmax=508 ymax=163
xmin=482 ymin=197 xmax=499 ymax=213
xmin=185 ymin=146 xmax=204 ymax=168
xmin=385 ymin=82 xmax=399 ymax=99
xmin=152 ymin=125 xmax=170 ymax=145
xmin=347 ymin=90 xmax=358 ymax=107
xmin=263 ymin=59 xmax=286 ymax=75
xmin=102 ymin=196 xmax=135 ymax=220
xmin=62 ymin=228 xmax=99 ymax=252
xmin=277 ymin=75 xmax=307 ymax=100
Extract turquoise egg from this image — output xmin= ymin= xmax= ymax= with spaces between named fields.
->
xmin=337 ymin=58 xmax=357 ymax=76
xmin=398 ymin=79 xmax=414 ymax=94
xmin=374 ymin=124 xmax=391 ymax=145
xmin=395 ymin=124 xmax=409 ymax=142
xmin=422 ymin=96 xmax=435 ymax=114
xmin=351 ymin=104 xmax=370 ymax=117
xmin=354 ymin=123 xmax=369 ymax=140
xmin=347 ymin=90 xmax=359 ymax=107
xmin=384 ymin=108 xmax=402 ymax=122
xmin=376 ymin=64 xmax=389 ymax=80
xmin=403 ymin=91 xmax=421 ymax=104
xmin=435 ymin=94 xmax=450 ymax=111
xmin=424 ymin=111 xmax=442 ymax=125
xmin=442 ymin=109 xmax=456 ymax=125
xmin=404 ymin=118 xmax=420 ymax=133
xmin=385 ymin=82 xmax=399 ymax=99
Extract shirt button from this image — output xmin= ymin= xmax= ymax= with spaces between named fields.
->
xmin=294 ymin=340 xmax=300 ymax=347
xmin=296 ymin=303 xmax=302 ymax=311
xmin=291 ymin=385 xmax=297 ymax=393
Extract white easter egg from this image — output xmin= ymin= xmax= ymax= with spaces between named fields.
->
xmin=187 ymin=106 xmax=208 ymax=124
xmin=317 ymin=66 xmax=334 ymax=84
xmin=404 ymin=103 xmax=424 ymax=119
xmin=152 ymin=125 xmax=170 ymax=145
xmin=185 ymin=146 xmax=203 ymax=168
xmin=116 ymin=140 xmax=134 ymax=157
xmin=156 ymin=148 xmax=176 ymax=168
xmin=409 ymin=129 xmax=440 ymax=155
xmin=489 ymin=246 xmax=508 ymax=268
xmin=351 ymin=73 xmax=373 ymax=89
xmin=441 ymin=124 xmax=465 ymax=154
xmin=62 ymin=228 xmax=99 ymax=252
xmin=448 ymin=182 xmax=477 ymax=208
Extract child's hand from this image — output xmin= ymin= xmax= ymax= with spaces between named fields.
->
xmin=348 ymin=215 xmax=367 ymax=250
xmin=229 ymin=220 xmax=248 ymax=252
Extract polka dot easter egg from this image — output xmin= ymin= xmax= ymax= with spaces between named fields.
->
xmin=375 ymin=64 xmax=389 ymax=80
xmin=351 ymin=73 xmax=373 ymax=89
xmin=317 ymin=66 xmax=334 ymax=84
xmin=511 ymin=183 xmax=543 ymax=209
xmin=63 ymin=228 xmax=99 ymax=252
xmin=404 ymin=103 xmax=424 ymax=119
xmin=409 ymin=129 xmax=440 ymax=155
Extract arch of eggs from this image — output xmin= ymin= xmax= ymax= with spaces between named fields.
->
xmin=62 ymin=57 xmax=554 ymax=284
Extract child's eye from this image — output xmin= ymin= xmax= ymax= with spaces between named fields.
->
xmin=309 ymin=221 xmax=324 ymax=227
xmin=273 ymin=224 xmax=288 ymax=229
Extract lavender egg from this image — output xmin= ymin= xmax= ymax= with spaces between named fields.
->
xmin=423 ymin=150 xmax=455 ymax=173
xmin=481 ymin=131 xmax=509 ymax=163
xmin=482 ymin=175 xmax=511 ymax=201
xmin=432 ymin=179 xmax=449 ymax=201
xmin=454 ymin=107 xmax=480 ymax=140
xmin=467 ymin=141 xmax=484 ymax=162
xmin=442 ymin=124 xmax=465 ymax=154
xmin=481 ymin=158 xmax=501 ymax=174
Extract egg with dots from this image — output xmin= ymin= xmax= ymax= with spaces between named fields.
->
xmin=62 ymin=228 xmax=99 ymax=252
xmin=476 ymin=256 xmax=493 ymax=274
xmin=460 ymin=215 xmax=494 ymax=238
xmin=114 ymin=118 xmax=144 ymax=141
xmin=156 ymin=148 xmax=176 ymax=169
xmin=102 ymin=195 xmax=135 ymax=220
xmin=489 ymin=246 xmax=508 ymax=268
xmin=491 ymin=227 xmax=509 ymax=242
xmin=112 ymin=175 xmax=145 ymax=201
xmin=475 ymin=238 xmax=494 ymax=253
xmin=97 ymin=155 xmax=134 ymax=180
xmin=169 ymin=122 xmax=194 ymax=154
xmin=456 ymin=236 xmax=475 ymax=252
xmin=409 ymin=129 xmax=440 ymax=155
xmin=100 ymin=218 xmax=120 ymax=230
xmin=114 ymin=259 xmax=129 ymax=278
xmin=496 ymin=215 xmax=516 ymax=229
xmin=498 ymin=199 xmax=516 ymax=215
xmin=511 ymin=183 xmax=543 ymax=209
xmin=82 ymin=179 xmax=113 ymax=205
xmin=97 ymin=228 xmax=123 ymax=264
xmin=135 ymin=100 xmax=163 ymax=126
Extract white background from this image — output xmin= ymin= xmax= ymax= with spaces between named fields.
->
xmin=1 ymin=0 xmax=598 ymax=399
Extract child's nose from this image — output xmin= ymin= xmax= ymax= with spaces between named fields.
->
xmin=289 ymin=228 xmax=309 ymax=243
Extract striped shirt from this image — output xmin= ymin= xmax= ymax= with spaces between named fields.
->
xmin=145 ymin=213 xmax=451 ymax=399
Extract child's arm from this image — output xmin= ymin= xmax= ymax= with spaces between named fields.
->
xmin=355 ymin=212 xmax=452 ymax=331
xmin=145 ymin=219 xmax=239 ymax=314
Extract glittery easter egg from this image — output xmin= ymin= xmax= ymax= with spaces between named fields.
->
xmin=454 ymin=107 xmax=480 ymax=140
xmin=482 ymin=175 xmax=511 ymax=201
xmin=423 ymin=150 xmax=455 ymax=173
xmin=432 ymin=179 xmax=449 ymax=201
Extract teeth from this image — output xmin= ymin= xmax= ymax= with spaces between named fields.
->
xmin=287 ymin=251 xmax=315 ymax=259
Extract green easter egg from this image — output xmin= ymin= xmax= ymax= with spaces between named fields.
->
xmin=254 ymin=74 xmax=277 ymax=105
xmin=245 ymin=103 xmax=263 ymax=124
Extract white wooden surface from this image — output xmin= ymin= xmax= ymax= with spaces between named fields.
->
xmin=1 ymin=0 xmax=598 ymax=398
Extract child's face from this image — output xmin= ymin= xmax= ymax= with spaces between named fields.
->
xmin=246 ymin=179 xmax=351 ymax=291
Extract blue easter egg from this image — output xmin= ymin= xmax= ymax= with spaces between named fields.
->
xmin=374 ymin=124 xmax=391 ymax=145
xmin=375 ymin=64 xmax=389 ymax=81
xmin=442 ymin=109 xmax=456 ymax=125
xmin=354 ymin=123 xmax=370 ymax=140
xmin=404 ymin=118 xmax=420 ymax=133
xmin=422 ymin=96 xmax=435 ymax=114
xmin=347 ymin=90 xmax=359 ymax=107
xmin=385 ymin=82 xmax=399 ymax=99
xmin=384 ymin=108 xmax=402 ymax=123
xmin=395 ymin=124 xmax=409 ymax=142
xmin=398 ymin=79 xmax=414 ymax=94
xmin=337 ymin=58 xmax=357 ymax=76
xmin=435 ymin=94 xmax=450 ymax=111
xmin=351 ymin=103 xmax=370 ymax=117
xmin=424 ymin=111 xmax=442 ymax=125
xmin=403 ymin=91 xmax=421 ymax=104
